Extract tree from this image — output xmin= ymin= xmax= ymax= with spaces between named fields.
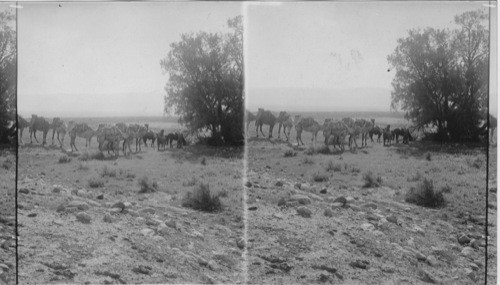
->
xmin=388 ymin=10 xmax=489 ymax=142
xmin=161 ymin=16 xmax=244 ymax=145
xmin=0 ymin=10 xmax=16 ymax=145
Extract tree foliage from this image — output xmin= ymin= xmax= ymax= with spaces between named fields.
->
xmin=388 ymin=10 xmax=489 ymax=142
xmin=0 ymin=10 xmax=16 ymax=144
xmin=161 ymin=16 xmax=244 ymax=145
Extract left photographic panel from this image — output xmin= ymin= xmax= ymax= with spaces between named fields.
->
xmin=0 ymin=2 xmax=16 ymax=284
xmin=18 ymin=2 xmax=245 ymax=284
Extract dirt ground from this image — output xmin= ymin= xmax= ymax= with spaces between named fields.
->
xmin=246 ymin=125 xmax=491 ymax=284
xmin=18 ymin=122 xmax=245 ymax=284
xmin=0 ymin=148 xmax=16 ymax=284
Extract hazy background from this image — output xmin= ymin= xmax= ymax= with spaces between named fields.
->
xmin=18 ymin=2 xmax=242 ymax=118
xmin=244 ymin=2 xmax=497 ymax=115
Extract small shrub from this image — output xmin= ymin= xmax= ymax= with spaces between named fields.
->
xmin=77 ymin=162 xmax=89 ymax=171
xmin=284 ymin=150 xmax=297 ymax=157
xmin=58 ymin=155 xmax=71 ymax=164
xmin=303 ymin=157 xmax=315 ymax=165
xmin=425 ymin=152 xmax=432 ymax=161
xmin=183 ymin=176 xmax=198 ymax=187
xmin=218 ymin=189 xmax=229 ymax=198
xmin=201 ymin=157 xmax=207 ymax=165
xmin=363 ymin=171 xmax=382 ymax=188
xmin=126 ymin=173 xmax=136 ymax=179
xmin=405 ymin=178 xmax=445 ymax=208
xmin=100 ymin=165 xmax=117 ymax=177
xmin=351 ymin=166 xmax=361 ymax=174
xmin=2 ymin=158 xmax=13 ymax=170
xmin=441 ymin=185 xmax=452 ymax=193
xmin=88 ymin=177 xmax=104 ymax=188
xmin=79 ymin=151 xmax=106 ymax=161
xmin=181 ymin=183 xmax=222 ymax=212
xmin=325 ymin=161 xmax=342 ymax=172
xmin=312 ymin=172 xmax=329 ymax=182
xmin=138 ymin=176 xmax=158 ymax=193
xmin=407 ymin=172 xmax=423 ymax=182
xmin=305 ymin=145 xmax=330 ymax=156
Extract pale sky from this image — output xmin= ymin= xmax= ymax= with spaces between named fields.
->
xmin=245 ymin=2 xmax=497 ymax=113
xmin=18 ymin=2 xmax=242 ymax=117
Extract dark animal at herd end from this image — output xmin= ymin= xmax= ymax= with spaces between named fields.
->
xmin=402 ymin=128 xmax=413 ymax=144
xmin=383 ymin=125 xmax=392 ymax=146
xmin=166 ymin=132 xmax=187 ymax=148
xmin=142 ymin=130 xmax=156 ymax=147
xmin=369 ymin=126 xmax=383 ymax=143
xmin=391 ymin=128 xmax=405 ymax=144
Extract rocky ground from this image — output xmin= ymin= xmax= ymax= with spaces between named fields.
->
xmin=246 ymin=135 xmax=491 ymax=284
xmin=0 ymin=148 xmax=16 ymax=284
xmin=18 ymin=135 xmax=245 ymax=284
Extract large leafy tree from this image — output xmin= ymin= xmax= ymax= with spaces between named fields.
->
xmin=161 ymin=16 xmax=244 ymax=145
xmin=0 ymin=10 xmax=16 ymax=144
xmin=388 ymin=10 xmax=489 ymax=142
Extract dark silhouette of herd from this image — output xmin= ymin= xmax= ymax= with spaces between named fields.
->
xmin=246 ymin=108 xmax=414 ymax=151
xmin=18 ymin=115 xmax=188 ymax=157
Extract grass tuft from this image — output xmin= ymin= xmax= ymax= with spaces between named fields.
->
xmin=77 ymin=162 xmax=89 ymax=171
xmin=138 ymin=176 xmax=158 ymax=193
xmin=325 ymin=160 xmax=342 ymax=172
xmin=312 ymin=171 xmax=329 ymax=182
xmin=79 ymin=151 xmax=106 ymax=161
xmin=100 ymin=165 xmax=117 ymax=177
xmin=302 ymin=157 xmax=315 ymax=165
xmin=363 ymin=171 xmax=382 ymax=188
xmin=88 ymin=177 xmax=104 ymax=188
xmin=58 ymin=155 xmax=71 ymax=164
xmin=181 ymin=183 xmax=222 ymax=212
xmin=284 ymin=150 xmax=297 ymax=157
xmin=2 ymin=158 xmax=13 ymax=170
xmin=405 ymin=178 xmax=445 ymax=208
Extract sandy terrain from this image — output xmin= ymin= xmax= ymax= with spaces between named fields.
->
xmin=0 ymin=148 xmax=16 ymax=284
xmin=18 ymin=120 xmax=245 ymax=284
xmin=246 ymin=122 xmax=492 ymax=284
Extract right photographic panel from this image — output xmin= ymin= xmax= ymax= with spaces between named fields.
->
xmin=244 ymin=2 xmax=496 ymax=284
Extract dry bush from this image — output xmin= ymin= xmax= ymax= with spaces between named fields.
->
xmin=312 ymin=172 xmax=329 ymax=182
xmin=325 ymin=161 xmax=342 ymax=172
xmin=302 ymin=157 xmax=315 ymax=165
xmin=88 ymin=177 xmax=104 ymax=188
xmin=405 ymin=178 xmax=445 ymax=208
xmin=363 ymin=171 xmax=382 ymax=187
xmin=181 ymin=183 xmax=222 ymax=212
xmin=58 ymin=155 xmax=71 ymax=164
xmin=138 ymin=176 xmax=158 ymax=193
xmin=284 ymin=150 xmax=297 ymax=157
xmin=2 ymin=158 xmax=13 ymax=170
xmin=183 ymin=176 xmax=198 ymax=187
xmin=100 ymin=165 xmax=117 ymax=178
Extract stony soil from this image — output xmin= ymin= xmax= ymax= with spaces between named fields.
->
xmin=18 ymin=126 xmax=245 ymax=284
xmin=246 ymin=133 xmax=491 ymax=284
xmin=0 ymin=148 xmax=16 ymax=284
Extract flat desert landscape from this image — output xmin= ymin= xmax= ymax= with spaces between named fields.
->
xmin=17 ymin=117 xmax=245 ymax=284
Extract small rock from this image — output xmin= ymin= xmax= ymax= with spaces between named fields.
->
xmin=349 ymin=205 xmax=361 ymax=212
xmin=27 ymin=213 xmax=37 ymax=218
xmin=296 ymin=206 xmax=312 ymax=218
xmin=97 ymin=194 xmax=104 ymax=200
xmin=294 ymin=183 xmax=301 ymax=189
xmin=419 ymin=269 xmax=440 ymax=283
xmin=141 ymin=228 xmax=154 ymax=237
xmin=416 ymin=252 xmax=427 ymax=261
xmin=248 ymin=206 xmax=258 ymax=211
xmin=469 ymin=239 xmax=482 ymax=249
xmin=349 ymin=260 xmax=369 ymax=269
xmin=461 ymin=247 xmax=475 ymax=257
xmin=331 ymin=202 xmax=344 ymax=209
xmin=360 ymin=223 xmax=375 ymax=232
xmin=289 ymin=195 xmax=311 ymax=205
xmin=111 ymin=202 xmax=126 ymax=211
xmin=19 ymin=188 xmax=29 ymax=194
xmin=52 ymin=187 xmax=62 ymax=193
xmin=67 ymin=201 xmax=89 ymax=211
xmin=277 ymin=197 xmax=286 ymax=207
xmin=76 ymin=212 xmax=91 ymax=224
xmin=345 ymin=196 xmax=355 ymax=203
xmin=103 ymin=214 xmax=113 ymax=223
xmin=386 ymin=214 xmax=398 ymax=224
xmin=320 ymin=188 xmax=327 ymax=194
xmin=245 ymin=182 xmax=252 ymax=187
xmin=141 ymin=208 xmax=156 ymax=215
xmin=362 ymin=203 xmax=377 ymax=210
xmin=56 ymin=204 xmax=66 ymax=213
xmin=458 ymin=234 xmax=471 ymax=245
xmin=272 ymin=213 xmax=284 ymax=219
xmin=372 ymin=230 xmax=385 ymax=237
xmin=332 ymin=197 xmax=347 ymax=206
xmin=381 ymin=266 xmax=395 ymax=273
xmin=207 ymin=260 xmax=219 ymax=271
xmin=324 ymin=208 xmax=333 ymax=217
xmin=132 ymin=265 xmax=152 ymax=275
xmin=470 ymin=262 xmax=479 ymax=271
xmin=413 ymin=225 xmax=425 ymax=236
xmin=236 ymin=238 xmax=245 ymax=249
xmin=426 ymin=255 xmax=439 ymax=267
xmin=301 ymin=184 xmax=311 ymax=191
xmin=275 ymin=181 xmax=283 ymax=187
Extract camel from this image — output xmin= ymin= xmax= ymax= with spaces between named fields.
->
xmin=341 ymin=117 xmax=361 ymax=149
xmin=142 ymin=124 xmax=156 ymax=147
xmin=383 ymin=125 xmax=392 ymax=146
xmin=246 ymin=110 xmax=257 ymax=134
xmin=124 ymin=124 xmax=147 ymax=153
xmin=402 ymin=128 xmax=413 ymax=144
xmin=29 ymin=115 xmax=51 ymax=145
xmin=323 ymin=119 xmax=348 ymax=151
xmin=166 ymin=132 xmax=187 ymax=148
xmin=355 ymin=119 xmax=373 ymax=147
xmin=50 ymin=118 xmax=67 ymax=148
xmin=294 ymin=115 xmax=321 ymax=146
xmin=277 ymin=111 xmax=294 ymax=141
xmin=69 ymin=123 xmax=95 ymax=152
xmin=18 ymin=115 xmax=29 ymax=145
xmin=97 ymin=125 xmax=125 ymax=156
xmin=391 ymin=128 xmax=405 ymax=144
xmin=255 ymin=108 xmax=276 ymax=138
xmin=157 ymin=130 xmax=168 ymax=151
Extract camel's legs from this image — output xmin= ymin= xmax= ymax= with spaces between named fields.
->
xmin=259 ymin=125 xmax=266 ymax=138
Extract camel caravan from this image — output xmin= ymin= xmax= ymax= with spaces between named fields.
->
xmin=247 ymin=108 xmax=413 ymax=151
xmin=18 ymin=115 xmax=187 ymax=157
